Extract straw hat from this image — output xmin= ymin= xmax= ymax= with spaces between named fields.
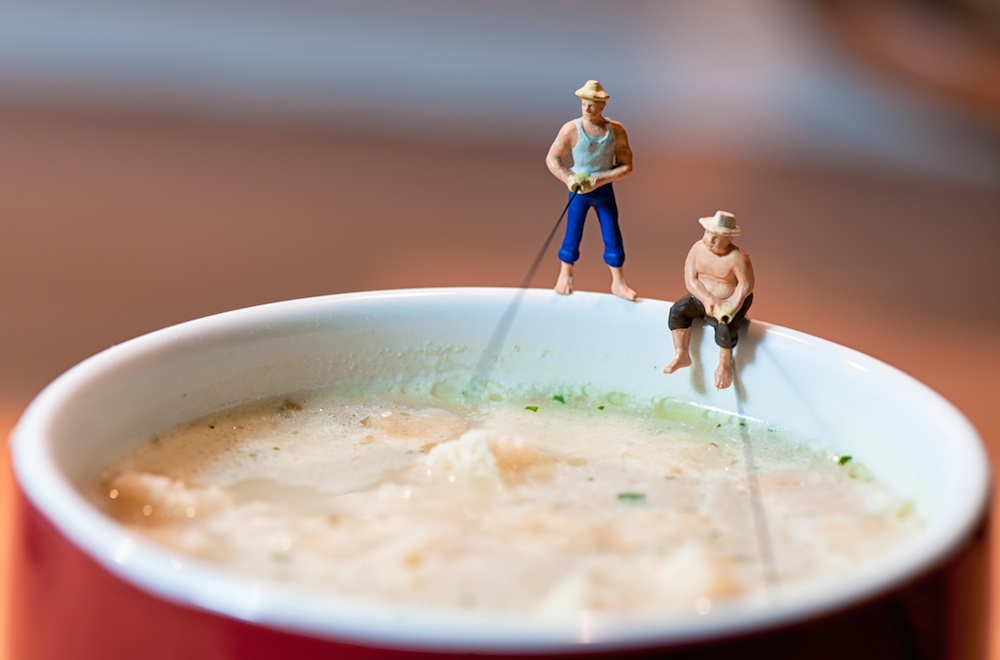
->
xmin=575 ymin=80 xmax=610 ymax=101
xmin=698 ymin=211 xmax=742 ymax=236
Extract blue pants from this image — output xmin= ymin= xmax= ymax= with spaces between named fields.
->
xmin=558 ymin=184 xmax=625 ymax=267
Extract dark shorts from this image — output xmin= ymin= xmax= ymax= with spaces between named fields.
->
xmin=668 ymin=293 xmax=753 ymax=349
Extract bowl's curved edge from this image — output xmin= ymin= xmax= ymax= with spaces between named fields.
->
xmin=8 ymin=287 xmax=992 ymax=653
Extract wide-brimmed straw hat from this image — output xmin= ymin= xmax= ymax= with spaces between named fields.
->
xmin=698 ymin=210 xmax=742 ymax=236
xmin=575 ymin=80 xmax=610 ymax=101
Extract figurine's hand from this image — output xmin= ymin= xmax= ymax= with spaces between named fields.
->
xmin=567 ymin=172 xmax=592 ymax=193
xmin=715 ymin=301 xmax=736 ymax=323
xmin=704 ymin=300 xmax=728 ymax=323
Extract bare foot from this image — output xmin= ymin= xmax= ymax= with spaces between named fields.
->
xmin=714 ymin=348 xmax=734 ymax=389
xmin=609 ymin=267 xmax=637 ymax=301
xmin=554 ymin=273 xmax=573 ymax=295
xmin=555 ymin=262 xmax=574 ymax=295
xmin=663 ymin=353 xmax=692 ymax=374
xmin=664 ymin=328 xmax=692 ymax=374
xmin=714 ymin=361 xmax=734 ymax=389
xmin=611 ymin=280 xmax=637 ymax=301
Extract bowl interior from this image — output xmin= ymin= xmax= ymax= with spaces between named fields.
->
xmin=10 ymin=288 xmax=989 ymax=651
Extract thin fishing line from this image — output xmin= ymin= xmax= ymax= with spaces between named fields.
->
xmin=469 ymin=190 xmax=578 ymax=391
xmin=734 ymin=384 xmax=782 ymax=601
xmin=467 ymin=192 xmax=782 ymax=605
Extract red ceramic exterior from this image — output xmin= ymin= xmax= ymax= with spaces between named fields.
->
xmin=8 ymin=484 xmax=990 ymax=660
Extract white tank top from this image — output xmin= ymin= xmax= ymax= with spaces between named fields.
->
xmin=570 ymin=118 xmax=616 ymax=175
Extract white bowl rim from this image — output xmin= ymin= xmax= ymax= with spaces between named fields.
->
xmin=9 ymin=287 xmax=991 ymax=652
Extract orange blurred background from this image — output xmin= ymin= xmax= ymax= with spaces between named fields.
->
xmin=3 ymin=0 xmax=999 ymax=655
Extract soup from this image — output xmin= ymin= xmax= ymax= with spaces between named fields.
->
xmin=92 ymin=382 xmax=920 ymax=617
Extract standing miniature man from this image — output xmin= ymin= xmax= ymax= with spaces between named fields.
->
xmin=664 ymin=211 xmax=754 ymax=389
xmin=545 ymin=80 xmax=636 ymax=301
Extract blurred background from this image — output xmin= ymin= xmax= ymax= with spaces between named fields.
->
xmin=2 ymin=0 xmax=999 ymax=654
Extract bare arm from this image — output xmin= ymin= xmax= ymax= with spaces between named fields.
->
xmin=683 ymin=243 xmax=722 ymax=316
xmin=545 ymin=121 xmax=578 ymax=188
xmin=589 ymin=121 xmax=633 ymax=189
xmin=720 ymin=249 xmax=754 ymax=318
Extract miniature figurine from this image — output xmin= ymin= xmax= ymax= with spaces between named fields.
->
xmin=663 ymin=211 xmax=754 ymax=389
xmin=545 ymin=80 xmax=636 ymax=301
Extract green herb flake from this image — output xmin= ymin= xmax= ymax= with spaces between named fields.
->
xmin=597 ymin=405 xmax=605 ymax=410
xmin=553 ymin=394 xmax=566 ymax=404
xmin=524 ymin=405 xmax=539 ymax=412
xmin=616 ymin=492 xmax=646 ymax=503
xmin=837 ymin=455 xmax=853 ymax=465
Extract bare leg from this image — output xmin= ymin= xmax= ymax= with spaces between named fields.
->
xmin=609 ymin=266 xmax=637 ymax=301
xmin=714 ymin=347 xmax=734 ymax=389
xmin=663 ymin=328 xmax=693 ymax=374
xmin=554 ymin=261 xmax=574 ymax=295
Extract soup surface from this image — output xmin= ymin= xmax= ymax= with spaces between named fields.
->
xmin=93 ymin=384 xmax=920 ymax=616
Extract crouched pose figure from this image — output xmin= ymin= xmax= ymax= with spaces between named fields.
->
xmin=664 ymin=211 xmax=754 ymax=389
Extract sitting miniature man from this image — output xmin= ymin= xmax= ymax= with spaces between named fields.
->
xmin=545 ymin=80 xmax=636 ymax=301
xmin=663 ymin=211 xmax=755 ymax=389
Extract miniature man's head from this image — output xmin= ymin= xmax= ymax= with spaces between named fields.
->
xmin=575 ymin=80 xmax=609 ymax=119
xmin=698 ymin=211 xmax=741 ymax=254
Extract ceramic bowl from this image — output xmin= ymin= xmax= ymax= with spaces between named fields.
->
xmin=8 ymin=288 xmax=991 ymax=659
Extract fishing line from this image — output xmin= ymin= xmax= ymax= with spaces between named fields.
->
xmin=468 ymin=190 xmax=578 ymax=392
xmin=469 ymin=191 xmax=781 ymax=604
xmin=734 ymin=381 xmax=782 ymax=602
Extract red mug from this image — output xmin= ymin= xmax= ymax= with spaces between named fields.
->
xmin=9 ymin=289 xmax=991 ymax=658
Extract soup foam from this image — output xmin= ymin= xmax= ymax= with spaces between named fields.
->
xmin=92 ymin=383 xmax=921 ymax=617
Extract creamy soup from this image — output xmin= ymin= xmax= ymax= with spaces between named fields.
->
xmin=92 ymin=384 xmax=920 ymax=616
